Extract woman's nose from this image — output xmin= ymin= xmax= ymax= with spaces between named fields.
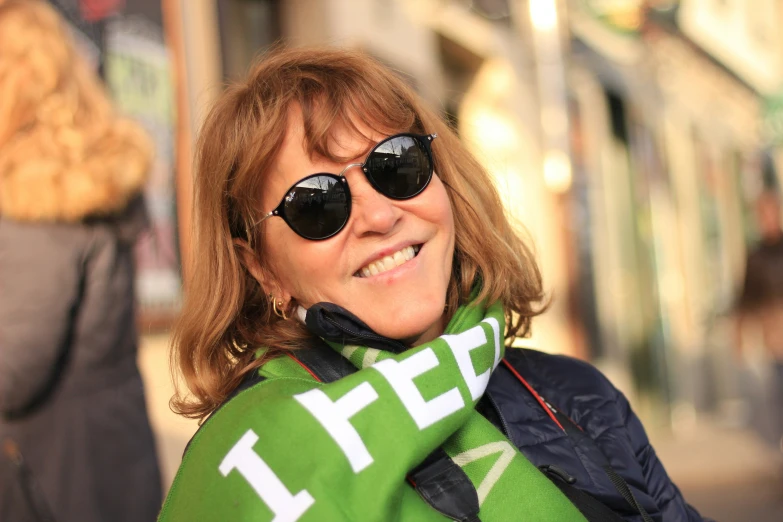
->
xmin=346 ymin=169 xmax=402 ymax=237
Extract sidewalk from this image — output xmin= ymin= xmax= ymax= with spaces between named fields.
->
xmin=139 ymin=334 xmax=783 ymax=520
xmin=138 ymin=334 xmax=198 ymax=490
xmin=650 ymin=421 xmax=783 ymax=521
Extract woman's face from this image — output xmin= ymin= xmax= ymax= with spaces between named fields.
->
xmin=256 ymin=111 xmax=455 ymax=345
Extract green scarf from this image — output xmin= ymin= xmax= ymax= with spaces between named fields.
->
xmin=159 ymin=301 xmax=586 ymax=521
xmin=332 ymin=301 xmax=585 ymax=521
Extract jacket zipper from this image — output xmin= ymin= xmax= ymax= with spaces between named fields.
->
xmin=485 ymin=392 xmax=512 ymax=439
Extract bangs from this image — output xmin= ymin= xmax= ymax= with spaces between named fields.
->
xmin=295 ymin=73 xmax=421 ymax=163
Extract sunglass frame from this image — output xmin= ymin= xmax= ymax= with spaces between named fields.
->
xmin=256 ymin=132 xmax=438 ymax=240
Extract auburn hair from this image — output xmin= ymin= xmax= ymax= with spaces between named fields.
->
xmin=171 ymin=46 xmax=545 ymax=419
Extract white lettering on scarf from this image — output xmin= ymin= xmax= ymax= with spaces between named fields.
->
xmin=217 ymin=316 xmax=503 ymax=514
xmin=443 ymin=324 xmax=492 ymax=401
xmin=481 ymin=317 xmax=502 ymax=370
xmin=294 ymin=382 xmax=379 ymax=473
xmin=219 ymin=429 xmax=314 ymax=521
xmin=372 ymin=347 xmax=464 ymax=430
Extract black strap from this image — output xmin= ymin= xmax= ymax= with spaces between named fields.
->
xmin=551 ymin=409 xmax=654 ymax=522
xmin=603 ymin=464 xmax=655 ymax=522
xmin=408 ymin=448 xmax=481 ymax=522
xmin=539 ymin=464 xmax=626 ymax=522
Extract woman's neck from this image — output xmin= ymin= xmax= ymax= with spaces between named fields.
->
xmin=405 ymin=314 xmax=447 ymax=347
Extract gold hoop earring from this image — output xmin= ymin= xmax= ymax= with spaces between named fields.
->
xmin=269 ymin=294 xmax=289 ymax=320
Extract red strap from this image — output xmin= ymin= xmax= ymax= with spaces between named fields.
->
xmin=284 ymin=352 xmax=322 ymax=382
xmin=500 ymin=358 xmax=565 ymax=432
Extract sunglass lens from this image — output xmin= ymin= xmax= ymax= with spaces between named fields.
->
xmin=366 ymin=135 xmax=432 ymax=199
xmin=284 ymin=175 xmax=349 ymax=239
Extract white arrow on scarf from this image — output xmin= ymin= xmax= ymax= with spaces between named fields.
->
xmin=451 ymin=441 xmax=516 ymax=505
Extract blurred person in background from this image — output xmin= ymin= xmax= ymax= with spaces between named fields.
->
xmin=0 ymin=1 xmax=162 ymax=521
xmin=159 ymin=47 xmax=706 ymax=522
xmin=736 ymin=189 xmax=783 ymax=451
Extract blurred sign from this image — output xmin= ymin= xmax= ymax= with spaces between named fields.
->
xmin=49 ymin=0 xmax=106 ymax=70
xmin=678 ymin=0 xmax=783 ymax=94
xmin=79 ymin=0 xmax=123 ymax=21
xmin=580 ymin=0 xmax=645 ymax=34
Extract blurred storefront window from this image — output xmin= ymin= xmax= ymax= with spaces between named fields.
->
xmin=217 ymin=0 xmax=280 ymax=81
xmin=105 ymin=12 xmax=181 ymax=327
xmin=51 ymin=0 xmax=183 ymax=328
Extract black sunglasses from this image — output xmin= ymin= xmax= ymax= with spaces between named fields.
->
xmin=254 ymin=133 xmax=437 ymax=240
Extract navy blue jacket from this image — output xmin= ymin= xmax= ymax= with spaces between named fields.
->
xmin=491 ymin=348 xmax=706 ymax=522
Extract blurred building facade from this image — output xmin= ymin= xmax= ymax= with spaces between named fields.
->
xmin=566 ymin=0 xmax=783 ymax=428
xmin=104 ymin=0 xmax=782 ymax=427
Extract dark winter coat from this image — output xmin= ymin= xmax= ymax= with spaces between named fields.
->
xmin=0 ymin=195 xmax=162 ymax=522
xmin=491 ymin=348 xmax=705 ymax=522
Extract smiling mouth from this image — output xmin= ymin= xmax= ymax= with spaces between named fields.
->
xmin=355 ymin=245 xmax=422 ymax=278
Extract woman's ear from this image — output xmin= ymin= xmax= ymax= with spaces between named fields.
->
xmin=233 ymin=238 xmax=268 ymax=289
xmin=233 ymin=239 xmax=293 ymax=305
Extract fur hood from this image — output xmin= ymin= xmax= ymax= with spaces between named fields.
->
xmin=0 ymin=119 xmax=151 ymax=223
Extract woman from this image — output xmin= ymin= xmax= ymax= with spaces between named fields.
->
xmin=162 ymin=47 xmax=705 ymax=521
xmin=0 ymin=1 xmax=162 ymax=521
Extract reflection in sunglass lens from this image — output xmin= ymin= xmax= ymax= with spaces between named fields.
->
xmin=284 ymin=175 xmax=349 ymax=239
xmin=366 ymin=135 xmax=432 ymax=199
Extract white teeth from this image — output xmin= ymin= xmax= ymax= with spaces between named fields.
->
xmin=357 ymin=245 xmax=420 ymax=277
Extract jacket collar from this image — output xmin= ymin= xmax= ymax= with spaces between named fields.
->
xmin=304 ymin=302 xmax=408 ymax=353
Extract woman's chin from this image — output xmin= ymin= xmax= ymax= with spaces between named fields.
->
xmin=367 ymin=309 xmax=446 ymax=347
